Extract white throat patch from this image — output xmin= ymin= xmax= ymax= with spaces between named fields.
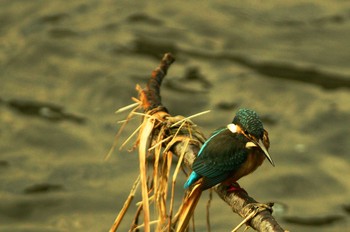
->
xmin=245 ymin=142 xmax=257 ymax=148
xmin=227 ymin=123 xmax=238 ymax=133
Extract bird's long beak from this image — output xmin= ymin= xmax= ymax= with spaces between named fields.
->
xmin=256 ymin=139 xmax=275 ymax=167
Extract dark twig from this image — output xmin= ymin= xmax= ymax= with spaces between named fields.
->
xmin=206 ymin=190 xmax=213 ymax=232
xmin=140 ymin=53 xmax=175 ymax=112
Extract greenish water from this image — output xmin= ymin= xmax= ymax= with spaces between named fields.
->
xmin=1 ymin=1 xmax=350 ymax=231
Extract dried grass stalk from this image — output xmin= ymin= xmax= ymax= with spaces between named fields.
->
xmin=138 ymin=116 xmax=156 ymax=232
xmin=109 ymin=176 xmax=140 ymax=232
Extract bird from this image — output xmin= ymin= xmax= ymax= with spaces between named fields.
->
xmin=174 ymin=108 xmax=274 ymax=232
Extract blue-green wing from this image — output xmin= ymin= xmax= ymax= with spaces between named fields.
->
xmin=192 ymin=129 xmax=248 ymax=188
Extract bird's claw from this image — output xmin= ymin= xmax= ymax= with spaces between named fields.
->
xmin=226 ymin=182 xmax=247 ymax=194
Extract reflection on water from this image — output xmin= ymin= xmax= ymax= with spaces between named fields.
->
xmin=4 ymin=99 xmax=86 ymax=123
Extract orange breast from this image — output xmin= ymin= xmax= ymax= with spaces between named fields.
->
xmin=231 ymin=150 xmax=265 ymax=181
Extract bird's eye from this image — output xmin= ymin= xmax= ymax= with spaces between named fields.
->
xmin=244 ymin=130 xmax=249 ymax=135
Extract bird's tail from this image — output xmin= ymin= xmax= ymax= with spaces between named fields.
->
xmin=173 ymin=183 xmax=202 ymax=232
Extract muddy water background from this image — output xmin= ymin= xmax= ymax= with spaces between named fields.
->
xmin=1 ymin=1 xmax=350 ymax=231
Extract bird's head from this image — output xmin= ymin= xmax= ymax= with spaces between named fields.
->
xmin=227 ymin=108 xmax=275 ymax=166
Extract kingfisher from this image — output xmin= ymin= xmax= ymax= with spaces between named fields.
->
xmin=175 ymin=108 xmax=274 ymax=232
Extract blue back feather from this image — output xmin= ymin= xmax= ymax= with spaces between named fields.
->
xmin=184 ymin=128 xmax=226 ymax=189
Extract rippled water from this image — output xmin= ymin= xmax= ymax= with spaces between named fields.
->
xmin=1 ymin=1 xmax=350 ymax=231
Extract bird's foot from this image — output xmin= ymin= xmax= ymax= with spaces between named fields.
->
xmin=226 ymin=182 xmax=247 ymax=194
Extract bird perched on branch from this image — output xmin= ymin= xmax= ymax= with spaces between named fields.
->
xmin=175 ymin=108 xmax=275 ymax=232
